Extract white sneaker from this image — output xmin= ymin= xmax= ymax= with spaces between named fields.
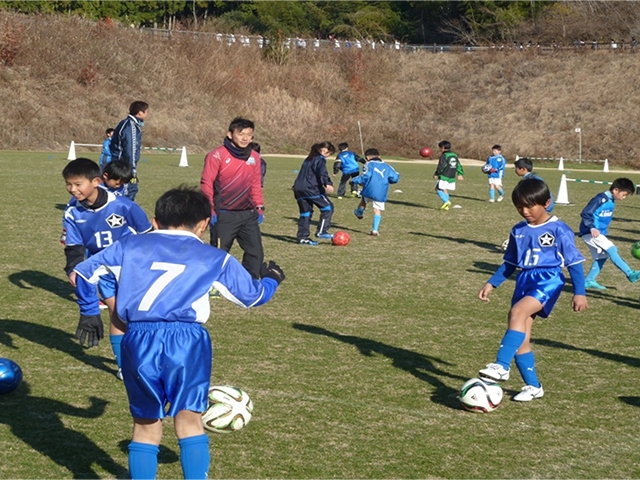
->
xmin=513 ymin=385 xmax=544 ymax=402
xmin=497 ymin=196 xmax=504 ymax=202
xmin=489 ymin=198 xmax=495 ymax=203
xmin=116 ymin=368 xmax=123 ymax=381
xmin=479 ymin=363 xmax=510 ymax=381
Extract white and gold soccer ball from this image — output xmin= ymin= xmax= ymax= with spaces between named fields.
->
xmin=202 ymin=385 xmax=253 ymax=433
xmin=458 ymin=377 xmax=503 ymax=413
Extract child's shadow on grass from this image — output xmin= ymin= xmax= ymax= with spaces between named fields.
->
xmin=409 ymin=232 xmax=501 ymax=252
xmin=0 ymin=382 xmax=128 ymax=479
xmin=293 ymin=323 xmax=465 ymax=409
xmin=9 ymin=269 xmax=75 ymax=302
xmin=0 ymin=318 xmax=118 ymax=377
xmin=536 ymin=338 xmax=640 ymax=368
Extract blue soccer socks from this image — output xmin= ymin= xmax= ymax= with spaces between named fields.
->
xmin=489 ymin=189 xmax=496 ymax=201
xmin=128 ymin=442 xmax=160 ymax=480
xmin=110 ymin=334 xmax=123 ymax=369
xmin=495 ymin=329 xmax=526 ymax=369
xmin=606 ymin=246 xmax=631 ymax=275
xmin=372 ymin=214 xmax=381 ymax=233
xmin=437 ymin=190 xmax=449 ymax=203
xmin=179 ymin=434 xmax=210 ymax=480
xmin=585 ymin=258 xmax=607 ymax=282
xmin=515 ymin=351 xmax=541 ymax=388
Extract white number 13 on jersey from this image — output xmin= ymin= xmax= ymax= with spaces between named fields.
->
xmin=138 ymin=262 xmax=186 ymax=311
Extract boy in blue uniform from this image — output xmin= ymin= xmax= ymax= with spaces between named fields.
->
xmin=62 ymin=158 xmax=152 ymax=380
xmin=478 ymin=178 xmax=588 ymax=402
xmin=333 ymin=142 xmax=364 ymax=198
xmin=433 ymin=140 xmax=464 ymax=210
xmin=293 ymin=141 xmax=336 ymax=245
xmin=578 ymin=177 xmax=640 ymax=289
xmin=73 ymin=186 xmax=285 ymax=480
xmin=352 ymin=148 xmax=400 ymax=236
xmin=483 ymin=144 xmax=506 ymax=203
xmin=99 ymin=128 xmax=114 ymax=168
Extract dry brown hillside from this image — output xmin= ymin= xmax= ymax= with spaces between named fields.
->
xmin=1 ymin=12 xmax=639 ymax=167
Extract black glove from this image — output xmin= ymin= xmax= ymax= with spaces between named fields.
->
xmin=260 ymin=261 xmax=285 ymax=284
xmin=75 ymin=315 xmax=104 ymax=348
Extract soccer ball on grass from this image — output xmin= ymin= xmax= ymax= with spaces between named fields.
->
xmin=458 ymin=377 xmax=503 ymax=413
xmin=202 ymin=385 xmax=253 ymax=433
xmin=332 ymin=231 xmax=351 ymax=246
xmin=631 ymin=241 xmax=640 ymax=260
xmin=0 ymin=358 xmax=23 ymax=394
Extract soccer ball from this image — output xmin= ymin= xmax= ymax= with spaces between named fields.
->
xmin=332 ymin=231 xmax=350 ymax=246
xmin=501 ymin=238 xmax=509 ymax=252
xmin=202 ymin=385 xmax=253 ymax=433
xmin=0 ymin=358 xmax=23 ymax=394
xmin=419 ymin=147 xmax=432 ymax=158
xmin=481 ymin=163 xmax=492 ymax=174
xmin=631 ymin=241 xmax=640 ymax=260
xmin=458 ymin=377 xmax=503 ymax=413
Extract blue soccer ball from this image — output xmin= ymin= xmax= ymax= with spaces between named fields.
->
xmin=0 ymin=358 xmax=23 ymax=394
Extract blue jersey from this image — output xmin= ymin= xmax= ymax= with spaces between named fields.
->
xmin=352 ymin=159 xmax=399 ymax=202
xmin=63 ymin=190 xmax=152 ymax=256
xmin=504 ymin=216 xmax=585 ymax=270
xmin=336 ymin=150 xmax=361 ymax=175
xmin=99 ymin=137 xmax=112 ymax=167
xmin=485 ymin=154 xmax=506 ymax=180
xmin=579 ymin=191 xmax=614 ymax=236
xmin=74 ymin=230 xmax=279 ymax=320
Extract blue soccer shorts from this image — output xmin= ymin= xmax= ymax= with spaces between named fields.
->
xmin=122 ymin=321 xmax=212 ymax=419
xmin=511 ymin=267 xmax=565 ymax=318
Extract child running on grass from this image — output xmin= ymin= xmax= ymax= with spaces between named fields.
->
xmin=433 ymin=140 xmax=463 ymax=210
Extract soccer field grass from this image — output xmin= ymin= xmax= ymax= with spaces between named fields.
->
xmin=1 ymin=151 xmax=640 ymax=478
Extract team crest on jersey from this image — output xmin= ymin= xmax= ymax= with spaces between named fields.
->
xmin=538 ymin=232 xmax=555 ymax=247
xmin=247 ymin=156 xmax=256 ymax=165
xmin=106 ymin=213 xmax=125 ymax=228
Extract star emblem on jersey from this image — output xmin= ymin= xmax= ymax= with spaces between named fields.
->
xmin=106 ymin=213 xmax=125 ymax=228
xmin=538 ymin=232 xmax=555 ymax=247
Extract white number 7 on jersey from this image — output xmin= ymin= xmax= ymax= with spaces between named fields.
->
xmin=138 ymin=262 xmax=186 ymax=312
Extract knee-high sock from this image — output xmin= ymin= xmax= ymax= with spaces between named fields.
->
xmin=606 ymin=246 xmax=631 ymax=275
xmin=437 ymin=190 xmax=449 ymax=202
xmin=515 ymin=351 xmax=540 ymax=387
xmin=179 ymin=434 xmax=210 ymax=480
xmin=585 ymin=258 xmax=607 ymax=282
xmin=489 ymin=188 xmax=495 ymax=200
xmin=110 ymin=334 xmax=123 ymax=368
xmin=495 ymin=329 xmax=526 ymax=370
xmin=128 ymin=442 xmax=159 ymax=480
xmin=372 ymin=214 xmax=381 ymax=232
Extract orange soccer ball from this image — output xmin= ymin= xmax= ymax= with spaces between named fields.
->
xmin=332 ymin=231 xmax=351 ymax=246
xmin=420 ymin=147 xmax=432 ymax=158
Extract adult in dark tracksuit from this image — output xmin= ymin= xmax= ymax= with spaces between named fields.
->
xmin=110 ymin=101 xmax=149 ymax=201
xmin=293 ymin=142 xmax=336 ymax=245
xmin=200 ymin=117 xmax=264 ymax=279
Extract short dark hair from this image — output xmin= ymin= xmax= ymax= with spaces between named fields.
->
xmin=492 ymin=144 xmax=501 ymax=151
xmin=364 ymin=148 xmax=379 ymax=158
xmin=438 ymin=140 xmax=451 ymax=150
xmin=106 ymin=128 xmax=114 ymax=136
xmin=514 ymin=157 xmax=533 ymax=172
xmin=610 ymin=178 xmax=635 ymax=194
xmin=63 ymin=158 xmax=101 ymax=181
xmin=228 ymin=117 xmax=255 ymax=133
xmin=154 ymin=186 xmax=212 ymax=230
xmin=338 ymin=142 xmax=349 ymax=151
xmin=102 ymin=160 xmax=133 ymax=182
xmin=129 ymin=101 xmax=149 ymax=116
xmin=512 ymin=177 xmax=551 ymax=208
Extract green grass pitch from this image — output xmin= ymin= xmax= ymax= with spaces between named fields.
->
xmin=1 ymin=150 xmax=640 ymax=478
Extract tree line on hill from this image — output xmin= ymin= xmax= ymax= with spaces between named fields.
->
xmin=0 ymin=1 xmax=639 ymax=46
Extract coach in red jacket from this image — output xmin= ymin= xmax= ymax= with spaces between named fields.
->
xmin=200 ymin=117 xmax=265 ymax=279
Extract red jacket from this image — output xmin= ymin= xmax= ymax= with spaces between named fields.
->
xmin=200 ymin=146 xmax=264 ymax=216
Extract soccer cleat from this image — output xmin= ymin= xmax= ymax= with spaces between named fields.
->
xmin=210 ymin=288 xmax=221 ymax=298
xmin=370 ymin=230 xmax=379 ymax=236
xmin=337 ymin=196 xmax=343 ymax=200
xmin=489 ymin=199 xmax=495 ymax=203
xmin=99 ymin=300 xmax=108 ymax=310
xmin=354 ymin=208 xmax=364 ymax=220
xmin=116 ymin=368 xmax=123 ymax=381
xmin=585 ymin=280 xmax=607 ymax=290
xmin=497 ymin=196 xmax=504 ymax=202
xmin=299 ymin=238 xmax=318 ymax=246
xmin=627 ymin=270 xmax=640 ymax=283
xmin=315 ymin=233 xmax=334 ymax=240
xmin=440 ymin=201 xmax=451 ymax=211
xmin=513 ymin=384 xmax=544 ymax=402
xmin=349 ymin=191 xmax=358 ymax=198
xmin=479 ymin=363 xmax=510 ymax=381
